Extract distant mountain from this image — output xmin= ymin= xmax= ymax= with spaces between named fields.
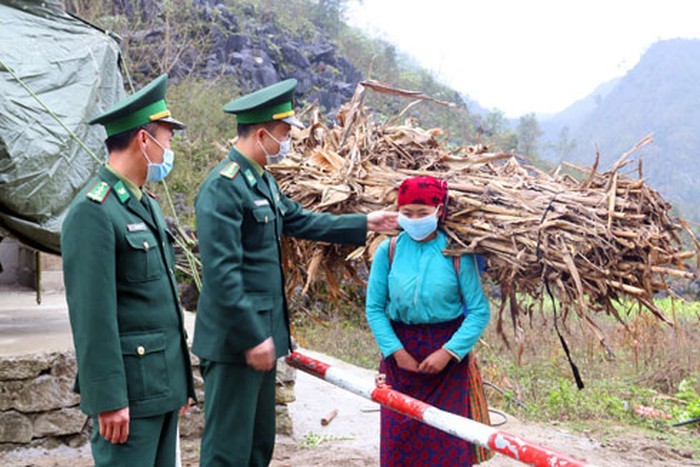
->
xmin=459 ymin=93 xmax=490 ymax=117
xmin=540 ymin=39 xmax=700 ymax=221
xmin=539 ymin=77 xmax=620 ymax=151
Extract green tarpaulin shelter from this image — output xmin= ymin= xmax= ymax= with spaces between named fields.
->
xmin=0 ymin=0 xmax=125 ymax=254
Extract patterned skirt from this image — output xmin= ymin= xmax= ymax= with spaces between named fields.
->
xmin=379 ymin=317 xmax=475 ymax=467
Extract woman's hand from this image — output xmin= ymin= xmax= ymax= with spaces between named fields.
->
xmin=418 ymin=348 xmax=452 ymax=374
xmin=393 ymin=348 xmax=420 ymax=372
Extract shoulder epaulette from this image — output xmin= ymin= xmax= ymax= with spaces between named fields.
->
xmin=86 ymin=181 xmax=110 ymax=203
xmin=220 ymin=162 xmax=240 ymax=179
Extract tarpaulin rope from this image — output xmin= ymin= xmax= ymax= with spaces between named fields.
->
xmin=0 ymin=56 xmax=102 ymax=165
xmin=1 ymin=56 xmax=202 ymax=290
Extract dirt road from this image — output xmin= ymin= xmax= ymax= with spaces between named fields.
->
xmin=1 ymin=349 xmax=697 ymax=466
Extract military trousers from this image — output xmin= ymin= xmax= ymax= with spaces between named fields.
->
xmin=199 ymin=359 xmax=277 ymax=467
xmin=90 ymin=409 xmax=179 ymax=466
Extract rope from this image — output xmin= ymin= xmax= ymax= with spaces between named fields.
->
xmin=535 ymin=193 xmax=585 ymax=390
xmin=159 ymin=180 xmax=202 ymax=291
xmin=670 ymin=415 xmax=700 ymax=427
xmin=0 ymin=57 xmax=102 ymax=165
xmin=488 ymin=408 xmax=508 ymax=427
xmin=118 ymin=53 xmax=136 ymax=93
xmin=483 ymin=380 xmax=528 ymax=409
xmin=2 ymin=55 xmax=200 ymax=293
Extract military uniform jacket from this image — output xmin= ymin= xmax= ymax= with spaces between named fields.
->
xmin=61 ymin=166 xmax=195 ymax=418
xmin=192 ymin=149 xmax=367 ymax=362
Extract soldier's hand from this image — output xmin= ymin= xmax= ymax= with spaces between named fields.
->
xmin=180 ymin=397 xmax=195 ymax=416
xmin=98 ymin=407 xmax=130 ymax=444
xmin=367 ymin=210 xmax=399 ymax=232
xmin=245 ymin=337 xmax=276 ymax=371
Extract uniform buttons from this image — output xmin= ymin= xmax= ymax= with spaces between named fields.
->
xmin=169 ymin=268 xmax=174 ymax=275
xmin=143 ymin=241 xmax=149 ymax=250
xmin=137 ymin=345 xmax=145 ymax=356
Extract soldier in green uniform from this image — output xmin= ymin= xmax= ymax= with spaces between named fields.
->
xmin=62 ymin=74 xmax=196 ymax=466
xmin=193 ymin=79 xmax=398 ymax=466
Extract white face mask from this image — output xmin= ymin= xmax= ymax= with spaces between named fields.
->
xmin=258 ymin=129 xmax=291 ymax=164
xmin=398 ymin=206 xmax=440 ymax=241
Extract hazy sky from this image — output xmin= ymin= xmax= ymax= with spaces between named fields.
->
xmin=347 ymin=0 xmax=700 ymax=117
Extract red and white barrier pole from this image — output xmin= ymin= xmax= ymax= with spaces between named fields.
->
xmin=286 ymin=351 xmax=592 ymax=467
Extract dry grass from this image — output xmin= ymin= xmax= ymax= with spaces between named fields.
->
xmin=293 ymin=295 xmax=700 ymax=432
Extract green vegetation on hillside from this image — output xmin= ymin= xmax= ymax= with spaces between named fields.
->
xmin=65 ymin=0 xmax=556 ymax=228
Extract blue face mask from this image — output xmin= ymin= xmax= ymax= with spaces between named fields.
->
xmin=398 ymin=207 xmax=439 ymax=241
xmin=142 ymin=132 xmax=174 ymax=182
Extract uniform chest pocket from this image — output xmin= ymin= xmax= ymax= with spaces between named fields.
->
xmin=252 ymin=206 xmax=276 ymax=234
xmin=124 ymin=232 xmax=163 ymax=282
xmin=242 ymin=207 xmax=276 ymax=249
xmin=252 ymin=206 xmax=275 ymax=224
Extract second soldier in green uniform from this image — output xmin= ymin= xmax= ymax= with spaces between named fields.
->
xmin=193 ymin=79 xmax=398 ymax=466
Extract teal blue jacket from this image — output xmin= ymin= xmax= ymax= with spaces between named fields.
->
xmin=365 ymin=231 xmax=490 ymax=360
xmin=192 ymin=149 xmax=367 ymax=362
xmin=62 ymin=166 xmax=195 ymax=418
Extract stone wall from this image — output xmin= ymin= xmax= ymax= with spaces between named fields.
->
xmin=179 ymin=354 xmax=296 ymax=438
xmin=0 ymin=352 xmax=87 ymax=448
xmin=0 ymin=350 xmax=296 ymax=450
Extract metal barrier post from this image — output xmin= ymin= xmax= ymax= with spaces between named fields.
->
xmin=286 ymin=351 xmax=593 ymax=467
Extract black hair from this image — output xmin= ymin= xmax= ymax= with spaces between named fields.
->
xmin=236 ymin=123 xmax=256 ymax=138
xmin=236 ymin=121 xmax=280 ymax=138
xmin=104 ymin=122 xmax=159 ymax=152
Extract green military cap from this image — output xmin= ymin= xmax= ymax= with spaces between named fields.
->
xmin=89 ymin=73 xmax=185 ymax=137
xmin=223 ymin=78 xmax=304 ymax=128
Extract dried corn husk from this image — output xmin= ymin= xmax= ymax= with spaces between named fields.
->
xmin=262 ymin=81 xmax=699 ymax=350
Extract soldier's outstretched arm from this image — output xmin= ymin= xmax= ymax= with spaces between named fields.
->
xmin=278 ymin=188 xmax=368 ymax=245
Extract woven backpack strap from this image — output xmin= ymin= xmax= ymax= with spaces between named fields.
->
xmin=468 ymin=355 xmax=495 ymax=463
xmin=389 ymin=236 xmax=397 ymax=268
xmin=453 ymin=255 xmax=464 ymax=304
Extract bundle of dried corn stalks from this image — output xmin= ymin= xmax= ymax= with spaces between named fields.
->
xmin=267 ymin=80 xmax=698 ymax=346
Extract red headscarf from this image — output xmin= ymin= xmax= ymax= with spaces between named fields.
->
xmin=397 ymin=176 xmax=448 ymax=209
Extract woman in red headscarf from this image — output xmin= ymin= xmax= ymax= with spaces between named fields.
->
xmin=365 ymin=176 xmax=492 ymax=466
